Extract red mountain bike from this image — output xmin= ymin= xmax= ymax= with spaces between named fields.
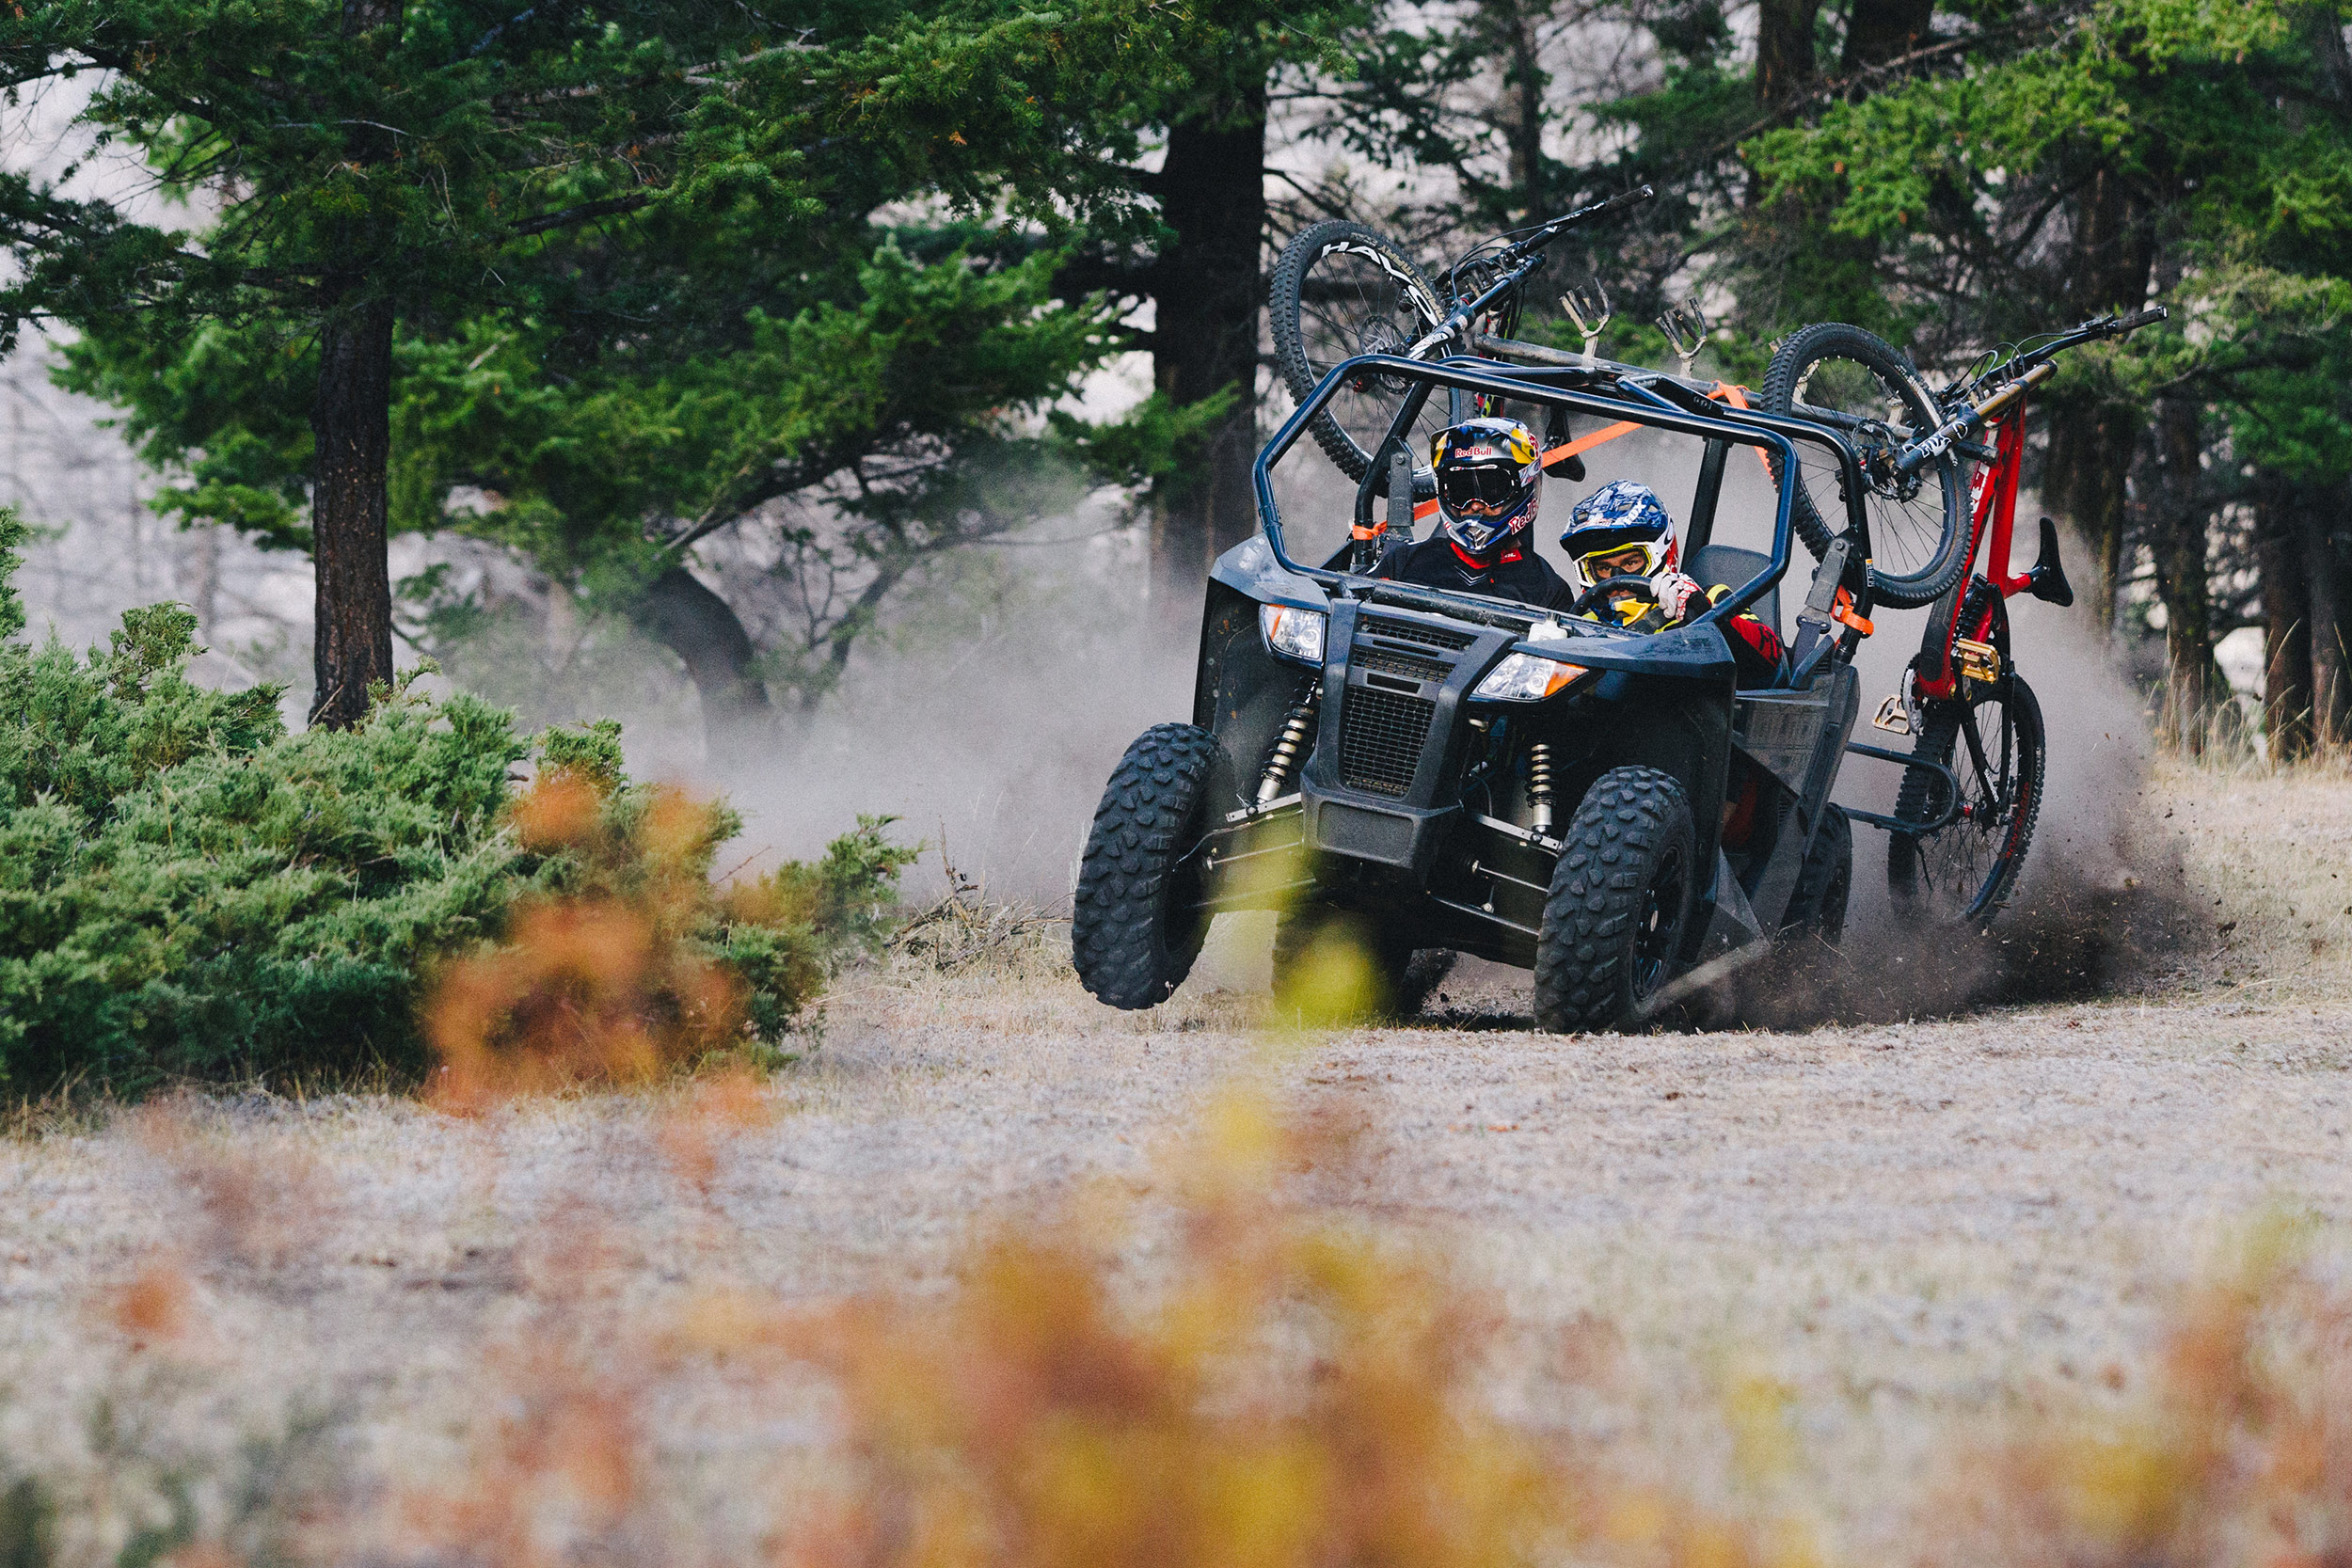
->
xmin=1761 ymin=308 xmax=2168 ymax=922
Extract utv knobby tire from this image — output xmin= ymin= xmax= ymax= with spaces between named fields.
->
xmin=1759 ymin=322 xmax=1967 ymax=610
xmin=1073 ymin=723 xmax=1221 ymax=1009
xmin=1533 ymin=767 xmax=1699 ymax=1033
xmin=1780 ymin=804 xmax=1853 ymax=946
xmin=1271 ymin=906 xmax=1457 ymax=1021
xmin=1270 ymin=220 xmax=1449 ymax=481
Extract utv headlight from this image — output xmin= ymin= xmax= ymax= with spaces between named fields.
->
xmin=1260 ymin=603 xmax=1327 ymax=664
xmin=1472 ymin=652 xmax=1588 ymax=702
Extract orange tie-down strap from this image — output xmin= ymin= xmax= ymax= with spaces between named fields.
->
xmin=1411 ymin=383 xmax=1763 ymax=522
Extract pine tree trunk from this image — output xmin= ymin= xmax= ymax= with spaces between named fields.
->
xmin=2254 ymin=484 xmax=2314 ymax=763
xmin=2153 ymin=396 xmax=2213 ymax=755
xmin=1149 ymin=87 xmax=1267 ymax=608
xmin=309 ymin=299 xmax=397 ymax=728
xmin=2046 ymin=171 xmax=2155 ymax=631
xmin=1840 ymin=0 xmax=1936 ymax=72
xmin=2305 ymin=496 xmax=2352 ymax=749
xmin=632 ymin=564 xmax=772 ymax=771
xmin=1755 ymin=0 xmax=1823 ymax=108
xmin=308 ymin=0 xmax=405 ymax=729
xmin=1491 ymin=0 xmax=1547 ymax=218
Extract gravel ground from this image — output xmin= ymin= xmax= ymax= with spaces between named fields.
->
xmin=1 ymin=763 xmax=2348 ymax=1561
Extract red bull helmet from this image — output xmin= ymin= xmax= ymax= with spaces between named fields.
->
xmin=1430 ymin=418 xmax=1544 ymax=559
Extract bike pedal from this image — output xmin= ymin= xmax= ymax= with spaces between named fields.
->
xmin=1953 ymin=637 xmax=2002 ymax=684
xmin=1872 ymin=693 xmax=1912 ymax=735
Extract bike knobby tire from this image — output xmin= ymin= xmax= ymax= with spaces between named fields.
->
xmin=1533 ymin=767 xmax=1698 ymax=1033
xmin=1270 ymin=221 xmax=1450 ymax=481
xmin=1886 ymin=675 xmax=2045 ymax=924
xmin=1072 ymin=723 xmax=1222 ymax=1008
xmin=1760 ymin=322 xmax=1967 ymax=610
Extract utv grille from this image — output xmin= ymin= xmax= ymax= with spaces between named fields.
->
xmin=1353 ymin=647 xmax=1450 ymax=685
xmin=1340 ymin=686 xmax=1435 ymax=797
xmin=1360 ymin=616 xmax=1474 ymax=652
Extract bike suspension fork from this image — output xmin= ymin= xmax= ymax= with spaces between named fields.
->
xmin=1256 ymin=688 xmax=1321 ymax=804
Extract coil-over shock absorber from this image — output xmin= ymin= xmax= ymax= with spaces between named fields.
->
xmin=1526 ymin=741 xmax=1557 ymax=834
xmin=1256 ymin=689 xmax=1320 ymax=804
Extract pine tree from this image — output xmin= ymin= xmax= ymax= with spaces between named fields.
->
xmin=2 ymin=0 xmax=1235 ymax=725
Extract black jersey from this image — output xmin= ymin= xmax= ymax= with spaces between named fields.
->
xmin=1369 ymin=536 xmax=1576 ymax=611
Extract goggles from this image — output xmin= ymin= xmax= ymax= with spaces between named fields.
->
xmin=1437 ymin=463 xmax=1527 ymax=515
xmin=1575 ymin=542 xmax=1666 ymax=581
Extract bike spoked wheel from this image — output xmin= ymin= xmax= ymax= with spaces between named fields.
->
xmin=1886 ymin=675 xmax=2046 ymax=924
xmin=1759 ymin=322 xmax=1966 ymax=610
xmin=1270 ymin=221 xmax=1449 ymax=480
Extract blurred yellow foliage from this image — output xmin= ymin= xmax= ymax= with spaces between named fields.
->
xmin=773 ymin=1087 xmax=1729 ymax=1568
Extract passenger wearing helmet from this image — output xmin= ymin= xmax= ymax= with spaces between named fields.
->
xmin=1370 ymin=418 xmax=1575 ymax=610
xmin=1563 ymin=480 xmax=1785 ymax=686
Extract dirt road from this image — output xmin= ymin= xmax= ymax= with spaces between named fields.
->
xmin=1 ymin=763 xmax=2346 ymax=1560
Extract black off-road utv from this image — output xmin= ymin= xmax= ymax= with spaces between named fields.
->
xmin=1072 ymin=356 xmax=1937 ymax=1031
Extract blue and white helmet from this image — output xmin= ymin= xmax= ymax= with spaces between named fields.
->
xmin=1562 ymin=480 xmax=1678 ymax=593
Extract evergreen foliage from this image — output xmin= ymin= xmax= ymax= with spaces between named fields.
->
xmin=0 ymin=510 xmax=901 ymax=1097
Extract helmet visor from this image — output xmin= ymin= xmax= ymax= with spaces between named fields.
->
xmin=1438 ymin=463 xmax=1526 ymax=515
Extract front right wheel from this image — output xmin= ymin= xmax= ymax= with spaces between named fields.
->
xmin=1533 ymin=767 xmax=1698 ymax=1033
xmin=1073 ymin=723 xmax=1222 ymax=1008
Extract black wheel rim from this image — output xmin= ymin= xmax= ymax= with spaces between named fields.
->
xmin=1912 ymin=692 xmax=2026 ymax=922
xmin=1293 ymin=242 xmax=1445 ymax=470
xmin=1629 ymin=845 xmax=1689 ymax=1001
xmin=1783 ymin=354 xmax=1956 ymax=583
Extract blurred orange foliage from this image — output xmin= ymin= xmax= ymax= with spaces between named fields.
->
xmin=426 ymin=772 xmax=750 ymax=1113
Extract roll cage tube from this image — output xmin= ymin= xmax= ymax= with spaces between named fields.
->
xmin=1262 ymin=354 xmax=1867 ymax=637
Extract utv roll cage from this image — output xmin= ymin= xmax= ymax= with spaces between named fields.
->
xmin=1251 ymin=354 xmax=1878 ymax=679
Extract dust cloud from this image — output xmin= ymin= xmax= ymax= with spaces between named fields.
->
xmin=1726 ymin=525 xmax=2202 ymax=1027
xmin=687 ymin=538 xmax=1194 ymax=909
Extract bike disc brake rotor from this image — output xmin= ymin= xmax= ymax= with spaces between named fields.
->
xmin=1350 ymin=316 xmax=1415 ymax=393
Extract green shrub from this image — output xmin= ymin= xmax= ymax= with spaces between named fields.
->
xmin=0 ymin=510 xmax=905 ymax=1097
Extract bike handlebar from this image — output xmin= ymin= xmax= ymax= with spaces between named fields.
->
xmin=1894 ymin=303 xmax=2171 ymax=475
xmin=1500 ymin=185 xmax=1656 ymax=262
xmin=2002 ymin=304 xmax=2170 ymax=378
xmin=1410 ymin=185 xmax=1657 ymax=357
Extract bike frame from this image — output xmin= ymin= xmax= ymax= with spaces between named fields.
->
xmin=1914 ymin=397 xmax=2031 ymax=703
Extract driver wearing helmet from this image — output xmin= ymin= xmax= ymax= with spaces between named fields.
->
xmin=1563 ymin=480 xmax=1786 ymax=686
xmin=1370 ymin=417 xmax=1575 ymax=610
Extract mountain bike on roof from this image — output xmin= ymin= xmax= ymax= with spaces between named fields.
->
xmin=1270 ymin=198 xmax=1975 ymax=612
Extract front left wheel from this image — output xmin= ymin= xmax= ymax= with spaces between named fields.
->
xmin=1533 ymin=767 xmax=1698 ymax=1033
xmin=1073 ymin=723 xmax=1222 ymax=1009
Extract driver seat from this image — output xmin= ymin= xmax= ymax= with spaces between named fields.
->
xmin=1683 ymin=544 xmax=1784 ymax=688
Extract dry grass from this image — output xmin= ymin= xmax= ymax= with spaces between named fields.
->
xmin=2158 ymin=756 xmax=2352 ymax=999
xmin=0 ymin=765 xmax=2341 ymax=1565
